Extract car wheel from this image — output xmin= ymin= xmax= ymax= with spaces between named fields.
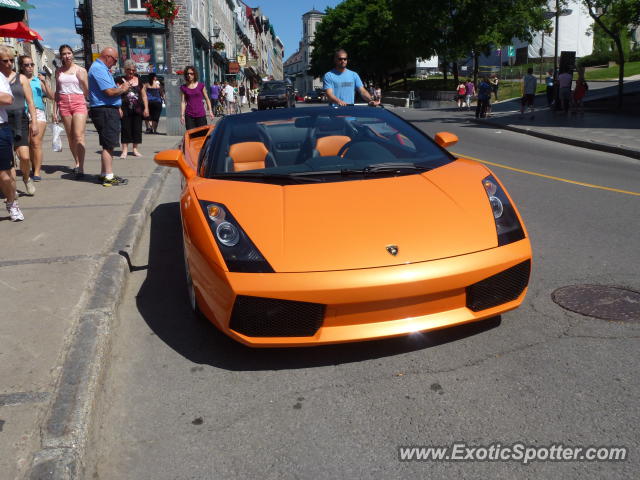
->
xmin=183 ymin=241 xmax=205 ymax=320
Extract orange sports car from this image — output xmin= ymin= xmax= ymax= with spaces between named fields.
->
xmin=155 ymin=106 xmax=532 ymax=347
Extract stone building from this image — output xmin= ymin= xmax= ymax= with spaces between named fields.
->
xmin=76 ymin=0 xmax=192 ymax=76
xmin=284 ymin=9 xmax=324 ymax=94
xmin=75 ymin=0 xmax=282 ymax=85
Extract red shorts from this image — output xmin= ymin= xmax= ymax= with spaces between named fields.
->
xmin=58 ymin=94 xmax=88 ymax=116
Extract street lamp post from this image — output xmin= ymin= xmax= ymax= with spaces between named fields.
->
xmin=553 ymin=0 xmax=560 ymax=79
xmin=543 ymin=4 xmax=572 ymax=109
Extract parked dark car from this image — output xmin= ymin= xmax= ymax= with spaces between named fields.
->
xmin=304 ymin=90 xmax=324 ymax=103
xmin=257 ymin=81 xmax=295 ymax=109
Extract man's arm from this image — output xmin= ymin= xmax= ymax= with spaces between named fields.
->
xmin=324 ymin=88 xmax=346 ymax=106
xmin=0 ymin=76 xmax=12 ymax=106
xmin=357 ymin=85 xmax=378 ymax=105
xmin=323 ymin=74 xmax=346 ymax=106
xmin=96 ymin=70 xmax=129 ymax=97
xmin=0 ymin=92 xmax=12 ymax=106
xmin=103 ymin=82 xmax=129 ymax=97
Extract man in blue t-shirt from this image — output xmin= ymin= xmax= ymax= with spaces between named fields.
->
xmin=323 ymin=49 xmax=378 ymax=106
xmin=88 ymin=47 xmax=131 ymax=186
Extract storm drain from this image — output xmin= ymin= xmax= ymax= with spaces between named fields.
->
xmin=552 ymin=285 xmax=640 ymax=322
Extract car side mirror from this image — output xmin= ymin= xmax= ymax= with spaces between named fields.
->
xmin=434 ymin=132 xmax=459 ymax=148
xmin=154 ymin=149 xmax=195 ymax=180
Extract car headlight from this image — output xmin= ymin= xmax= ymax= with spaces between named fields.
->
xmin=278 ymin=94 xmax=287 ymax=99
xmin=482 ymin=175 xmax=525 ymax=246
xmin=200 ymin=201 xmax=274 ymax=273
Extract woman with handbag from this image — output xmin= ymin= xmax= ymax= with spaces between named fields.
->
xmin=54 ymin=44 xmax=88 ymax=179
xmin=117 ymin=59 xmax=148 ymax=158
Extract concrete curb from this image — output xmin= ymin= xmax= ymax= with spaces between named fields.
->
xmin=26 ymin=164 xmax=172 ymax=480
xmin=471 ymin=118 xmax=640 ymax=161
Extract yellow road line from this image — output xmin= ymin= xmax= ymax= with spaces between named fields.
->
xmin=452 ymin=152 xmax=640 ymax=197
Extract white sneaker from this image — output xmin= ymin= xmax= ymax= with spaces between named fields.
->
xmin=6 ymin=201 xmax=24 ymax=221
xmin=24 ymin=178 xmax=36 ymax=196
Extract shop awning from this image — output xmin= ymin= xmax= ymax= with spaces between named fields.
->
xmin=0 ymin=21 xmax=42 ymax=40
xmin=0 ymin=0 xmax=34 ymax=24
xmin=112 ymin=19 xmax=165 ymax=31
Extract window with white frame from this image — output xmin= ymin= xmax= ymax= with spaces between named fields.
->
xmin=126 ymin=0 xmax=146 ymax=12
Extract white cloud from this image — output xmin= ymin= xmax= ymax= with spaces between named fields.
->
xmin=35 ymin=27 xmax=82 ymax=50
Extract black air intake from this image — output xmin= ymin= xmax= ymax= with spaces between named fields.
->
xmin=230 ymin=295 xmax=325 ymax=337
xmin=466 ymin=260 xmax=531 ymax=312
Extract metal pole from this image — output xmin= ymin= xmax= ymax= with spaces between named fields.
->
xmin=553 ymin=0 xmax=560 ymax=110
xmin=553 ymin=0 xmax=559 ymax=76
xmin=540 ymin=33 xmax=544 ymax=82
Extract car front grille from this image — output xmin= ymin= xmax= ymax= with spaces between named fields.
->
xmin=466 ymin=260 xmax=531 ymax=312
xmin=229 ymin=295 xmax=325 ymax=337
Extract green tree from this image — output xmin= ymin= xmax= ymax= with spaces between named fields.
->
xmin=309 ymin=0 xmax=415 ymax=88
xmin=394 ymin=0 xmax=548 ymax=84
xmin=582 ymin=0 xmax=640 ymax=107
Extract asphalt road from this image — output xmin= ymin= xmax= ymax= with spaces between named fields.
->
xmin=88 ymin=105 xmax=639 ymax=479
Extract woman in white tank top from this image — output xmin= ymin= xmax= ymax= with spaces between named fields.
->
xmin=54 ymin=44 xmax=89 ymax=178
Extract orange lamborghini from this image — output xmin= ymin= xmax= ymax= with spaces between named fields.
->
xmin=155 ymin=106 xmax=532 ymax=347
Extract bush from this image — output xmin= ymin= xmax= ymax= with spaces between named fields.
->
xmin=578 ymin=52 xmax=611 ymax=67
xmin=629 ymin=50 xmax=640 ymax=62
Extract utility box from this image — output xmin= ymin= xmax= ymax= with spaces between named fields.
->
xmin=164 ymin=74 xmax=184 ymax=136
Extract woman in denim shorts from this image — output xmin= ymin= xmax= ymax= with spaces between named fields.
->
xmin=20 ymin=55 xmax=53 ymax=181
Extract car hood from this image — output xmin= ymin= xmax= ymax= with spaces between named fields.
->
xmin=194 ymin=160 xmax=499 ymax=273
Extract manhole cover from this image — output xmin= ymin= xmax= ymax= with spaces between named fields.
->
xmin=552 ymin=285 xmax=640 ymax=322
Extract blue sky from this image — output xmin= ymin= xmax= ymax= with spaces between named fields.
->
xmin=27 ymin=0 xmax=341 ymax=57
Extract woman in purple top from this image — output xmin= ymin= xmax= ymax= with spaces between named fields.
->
xmin=180 ymin=66 xmax=213 ymax=130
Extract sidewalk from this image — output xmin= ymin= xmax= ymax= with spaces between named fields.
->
xmin=472 ymin=78 xmax=640 ymax=160
xmin=0 ymin=119 xmax=182 ymax=479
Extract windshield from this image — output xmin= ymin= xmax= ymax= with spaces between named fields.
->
xmin=261 ymin=83 xmax=287 ymax=93
xmin=205 ymin=106 xmax=453 ymax=184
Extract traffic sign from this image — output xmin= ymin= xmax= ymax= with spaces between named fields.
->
xmin=507 ymin=46 xmax=515 ymax=57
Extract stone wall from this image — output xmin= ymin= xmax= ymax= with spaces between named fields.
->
xmin=90 ymin=0 xmax=192 ymax=72
xmin=168 ymin=0 xmax=192 ymax=72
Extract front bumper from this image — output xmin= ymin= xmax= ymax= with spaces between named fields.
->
xmin=258 ymin=98 xmax=287 ymax=107
xmin=193 ymin=239 xmax=532 ymax=347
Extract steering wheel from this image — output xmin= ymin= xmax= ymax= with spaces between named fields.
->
xmin=337 ymin=140 xmax=358 ymax=157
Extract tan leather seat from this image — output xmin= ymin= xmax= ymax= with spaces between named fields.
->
xmin=314 ymin=135 xmax=351 ymax=157
xmin=228 ymin=141 xmax=269 ymax=171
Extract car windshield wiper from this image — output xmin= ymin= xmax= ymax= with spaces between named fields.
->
xmin=291 ymin=162 xmax=432 ymax=177
xmin=212 ymin=172 xmax=322 ymax=183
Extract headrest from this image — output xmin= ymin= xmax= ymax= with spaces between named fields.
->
xmin=315 ymin=135 xmax=351 ymax=157
xmin=228 ymin=141 xmax=268 ymax=170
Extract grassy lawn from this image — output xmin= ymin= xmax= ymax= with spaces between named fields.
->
xmin=584 ymin=61 xmax=640 ymax=80
xmin=388 ymin=78 xmax=457 ymax=91
xmin=498 ymin=82 xmax=547 ymax=101
xmin=388 ymin=61 xmax=640 ymax=94
xmin=388 ymin=77 xmax=546 ymax=102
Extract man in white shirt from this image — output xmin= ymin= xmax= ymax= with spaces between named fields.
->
xmin=0 ymin=48 xmax=23 ymax=221
xmin=223 ymin=81 xmax=235 ymax=115
xmin=519 ymin=67 xmax=538 ymax=119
